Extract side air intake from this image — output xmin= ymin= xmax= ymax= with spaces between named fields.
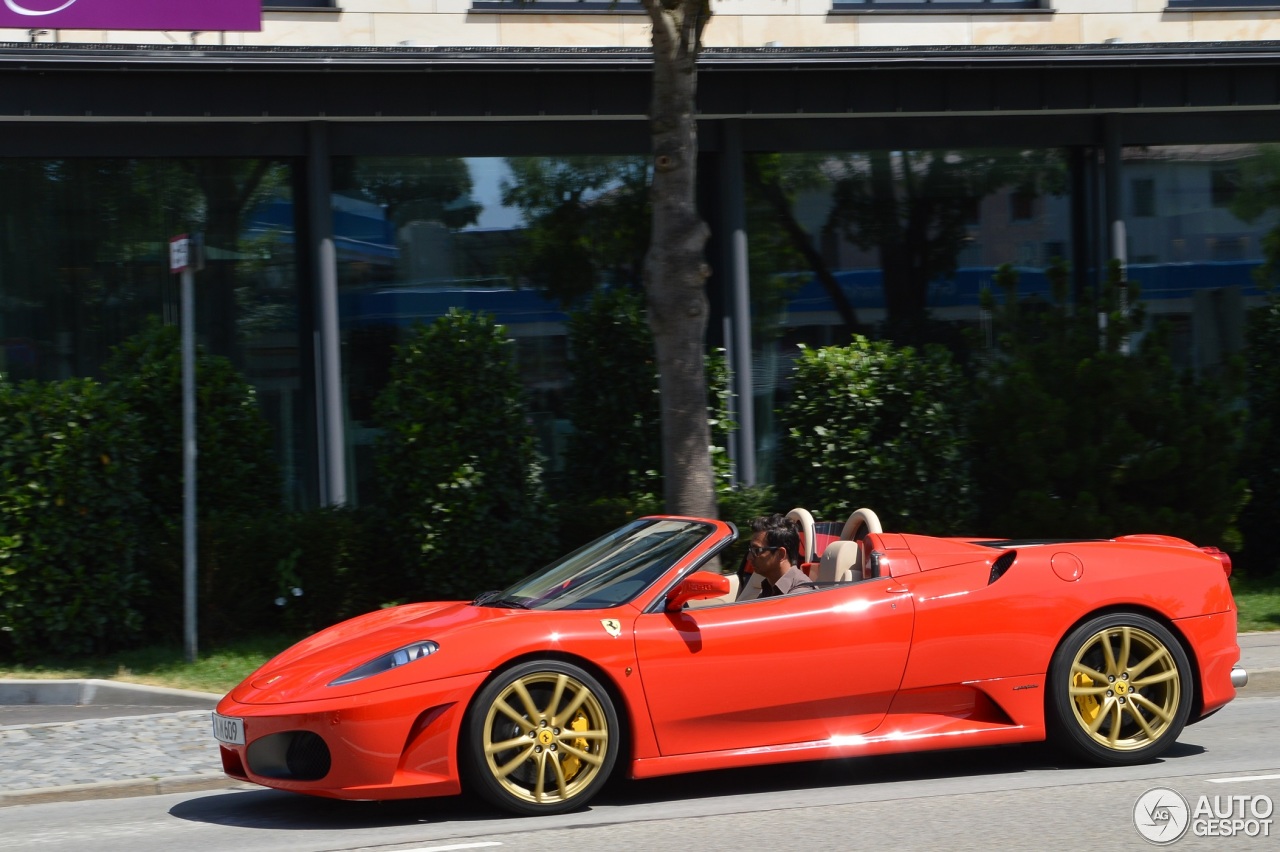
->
xmin=988 ymin=550 xmax=1016 ymax=585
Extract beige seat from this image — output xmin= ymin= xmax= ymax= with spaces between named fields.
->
xmin=736 ymin=570 xmax=765 ymax=601
xmin=814 ymin=540 xmax=861 ymax=584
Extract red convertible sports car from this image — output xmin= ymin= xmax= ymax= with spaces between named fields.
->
xmin=213 ymin=509 xmax=1247 ymax=816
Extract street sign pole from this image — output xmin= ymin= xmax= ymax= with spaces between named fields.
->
xmin=170 ymin=234 xmax=203 ymax=664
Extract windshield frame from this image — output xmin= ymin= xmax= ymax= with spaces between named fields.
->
xmin=478 ymin=517 xmax=731 ymax=611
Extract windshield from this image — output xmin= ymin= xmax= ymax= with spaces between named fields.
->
xmin=481 ymin=519 xmax=719 ymax=611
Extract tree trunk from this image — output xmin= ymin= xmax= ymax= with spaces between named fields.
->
xmin=870 ymin=150 xmax=930 ymax=341
xmin=643 ymin=0 xmax=717 ymax=518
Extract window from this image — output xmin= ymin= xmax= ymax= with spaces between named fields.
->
xmin=1211 ymin=168 xmax=1241 ymax=208
xmin=265 ymin=1 xmax=337 ymax=9
xmin=1167 ymin=2 xmax=1280 ymax=8
xmin=832 ymin=1 xmax=1042 ymax=9
xmin=1208 ymin=236 xmax=1248 ymax=262
xmin=1132 ymin=178 xmax=1156 ymax=218
xmin=470 ymin=0 xmax=643 ymax=11
xmin=1010 ymin=188 xmax=1036 ymax=222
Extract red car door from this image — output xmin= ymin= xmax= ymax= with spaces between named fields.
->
xmin=632 ymin=578 xmax=915 ymax=757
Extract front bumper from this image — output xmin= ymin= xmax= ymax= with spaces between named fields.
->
xmin=215 ymin=671 xmax=486 ymax=800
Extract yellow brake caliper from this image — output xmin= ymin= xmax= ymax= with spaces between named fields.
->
xmin=1073 ymin=671 xmax=1101 ymax=724
xmin=559 ymin=711 xmax=590 ymax=781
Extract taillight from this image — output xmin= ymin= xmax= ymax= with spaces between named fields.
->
xmin=1201 ymin=546 xmax=1232 ymax=578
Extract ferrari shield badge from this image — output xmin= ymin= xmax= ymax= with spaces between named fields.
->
xmin=600 ymin=618 xmax=621 ymax=638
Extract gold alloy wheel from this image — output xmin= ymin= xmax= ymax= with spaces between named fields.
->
xmin=480 ymin=670 xmax=611 ymax=806
xmin=1066 ymin=624 xmax=1182 ymax=752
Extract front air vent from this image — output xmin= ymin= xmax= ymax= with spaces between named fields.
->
xmin=247 ymin=731 xmax=332 ymax=781
xmin=988 ymin=550 xmax=1016 ymax=585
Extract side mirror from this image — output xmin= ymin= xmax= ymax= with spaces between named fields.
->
xmin=665 ymin=570 xmax=731 ymax=611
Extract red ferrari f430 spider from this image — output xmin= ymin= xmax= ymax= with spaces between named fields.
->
xmin=213 ymin=509 xmax=1247 ymax=815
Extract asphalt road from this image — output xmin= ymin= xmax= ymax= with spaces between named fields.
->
xmin=2 ymin=692 xmax=1277 ymax=852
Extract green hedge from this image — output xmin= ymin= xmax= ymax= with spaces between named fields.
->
xmin=199 ymin=506 xmax=403 ymax=641
xmin=0 ymin=378 xmax=148 ymax=658
xmin=374 ymin=309 xmax=555 ymax=599
xmin=777 ymin=335 xmax=974 ymax=533
xmin=971 ymin=262 xmax=1245 ymax=544
xmin=102 ymin=319 xmax=279 ymax=643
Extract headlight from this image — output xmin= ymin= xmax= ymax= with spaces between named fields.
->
xmin=328 ymin=640 xmax=439 ymax=686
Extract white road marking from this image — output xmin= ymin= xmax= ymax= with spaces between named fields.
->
xmin=391 ymin=844 xmax=502 ymax=851
xmin=1207 ymin=773 xmax=1280 ymax=783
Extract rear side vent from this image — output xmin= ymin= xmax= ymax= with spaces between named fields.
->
xmin=988 ymin=550 xmax=1016 ymax=585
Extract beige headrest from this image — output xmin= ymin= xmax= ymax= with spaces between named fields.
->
xmin=786 ymin=507 xmax=817 ymax=564
xmin=816 ymin=540 xmax=860 ymax=584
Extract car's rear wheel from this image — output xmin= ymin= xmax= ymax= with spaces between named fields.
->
xmin=1047 ymin=612 xmax=1192 ymax=766
xmin=462 ymin=660 xmax=618 ymax=815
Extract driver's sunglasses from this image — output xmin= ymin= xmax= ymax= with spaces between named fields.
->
xmin=748 ymin=544 xmax=779 ymax=557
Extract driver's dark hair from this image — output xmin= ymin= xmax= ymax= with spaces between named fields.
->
xmin=751 ymin=514 xmax=801 ymax=562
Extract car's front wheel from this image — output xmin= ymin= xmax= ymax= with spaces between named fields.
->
xmin=1047 ymin=612 xmax=1192 ymax=765
xmin=462 ymin=660 xmax=618 ymax=815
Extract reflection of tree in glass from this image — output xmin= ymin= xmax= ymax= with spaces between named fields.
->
xmin=824 ymin=149 xmax=1065 ymax=344
xmin=1230 ymin=144 xmax=1280 ymax=284
xmin=746 ymin=153 xmax=859 ymax=336
xmin=0 ymin=158 xmax=292 ymax=377
xmin=500 ymin=156 xmax=650 ymax=304
xmin=182 ymin=160 xmax=292 ymax=360
xmin=348 ymin=157 xmax=481 ymax=231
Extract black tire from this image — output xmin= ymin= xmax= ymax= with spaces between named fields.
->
xmin=1046 ymin=612 xmax=1193 ymax=766
xmin=461 ymin=660 xmax=619 ymax=816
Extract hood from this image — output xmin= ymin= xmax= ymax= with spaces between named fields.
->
xmin=229 ymin=600 xmax=521 ymax=705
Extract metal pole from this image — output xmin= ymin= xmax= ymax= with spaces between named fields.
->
xmin=720 ymin=119 xmax=756 ymax=487
xmin=308 ymin=122 xmax=346 ymax=506
xmin=181 ymin=263 xmax=198 ymax=663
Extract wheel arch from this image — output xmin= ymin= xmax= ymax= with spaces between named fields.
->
xmin=1046 ymin=603 xmax=1204 ymax=723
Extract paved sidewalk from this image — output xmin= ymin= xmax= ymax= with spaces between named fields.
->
xmin=0 ymin=680 xmax=245 ymax=806
xmin=1 ymin=633 xmax=1278 ymax=808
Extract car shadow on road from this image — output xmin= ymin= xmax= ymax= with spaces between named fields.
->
xmin=169 ymin=787 xmax=500 ymax=830
xmin=168 ymin=740 xmax=1209 ymax=830
xmin=625 ymin=739 xmax=1205 ymax=802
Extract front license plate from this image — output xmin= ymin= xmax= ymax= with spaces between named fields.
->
xmin=212 ymin=712 xmax=245 ymax=746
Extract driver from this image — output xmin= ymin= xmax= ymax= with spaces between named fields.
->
xmin=744 ymin=514 xmax=814 ymax=598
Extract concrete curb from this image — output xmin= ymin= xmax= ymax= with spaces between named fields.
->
xmin=1242 ymin=668 xmax=1280 ymax=695
xmin=0 ymin=679 xmax=221 ymax=707
xmin=0 ymin=774 xmax=254 ymax=808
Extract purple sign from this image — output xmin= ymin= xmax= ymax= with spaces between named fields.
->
xmin=0 ymin=0 xmax=262 ymax=31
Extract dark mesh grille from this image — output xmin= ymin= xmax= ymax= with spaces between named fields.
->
xmin=286 ymin=732 xmax=331 ymax=781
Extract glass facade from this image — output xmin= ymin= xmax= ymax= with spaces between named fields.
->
xmin=331 ymin=155 xmax=650 ymax=504
xmin=2 ymin=141 xmax=1277 ymax=507
xmin=1122 ymin=145 xmax=1277 ymax=377
xmin=743 ymin=148 xmax=1071 ymax=482
xmin=0 ymin=158 xmax=313 ymax=507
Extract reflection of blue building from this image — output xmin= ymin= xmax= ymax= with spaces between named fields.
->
xmin=786 ymin=262 xmax=1264 ymax=316
xmin=340 ymin=286 xmax=564 ymax=330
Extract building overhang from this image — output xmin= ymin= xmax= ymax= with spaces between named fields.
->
xmin=2 ymin=41 xmax=1280 ymax=155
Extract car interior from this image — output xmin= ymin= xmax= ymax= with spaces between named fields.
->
xmin=686 ymin=507 xmax=882 ymax=608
